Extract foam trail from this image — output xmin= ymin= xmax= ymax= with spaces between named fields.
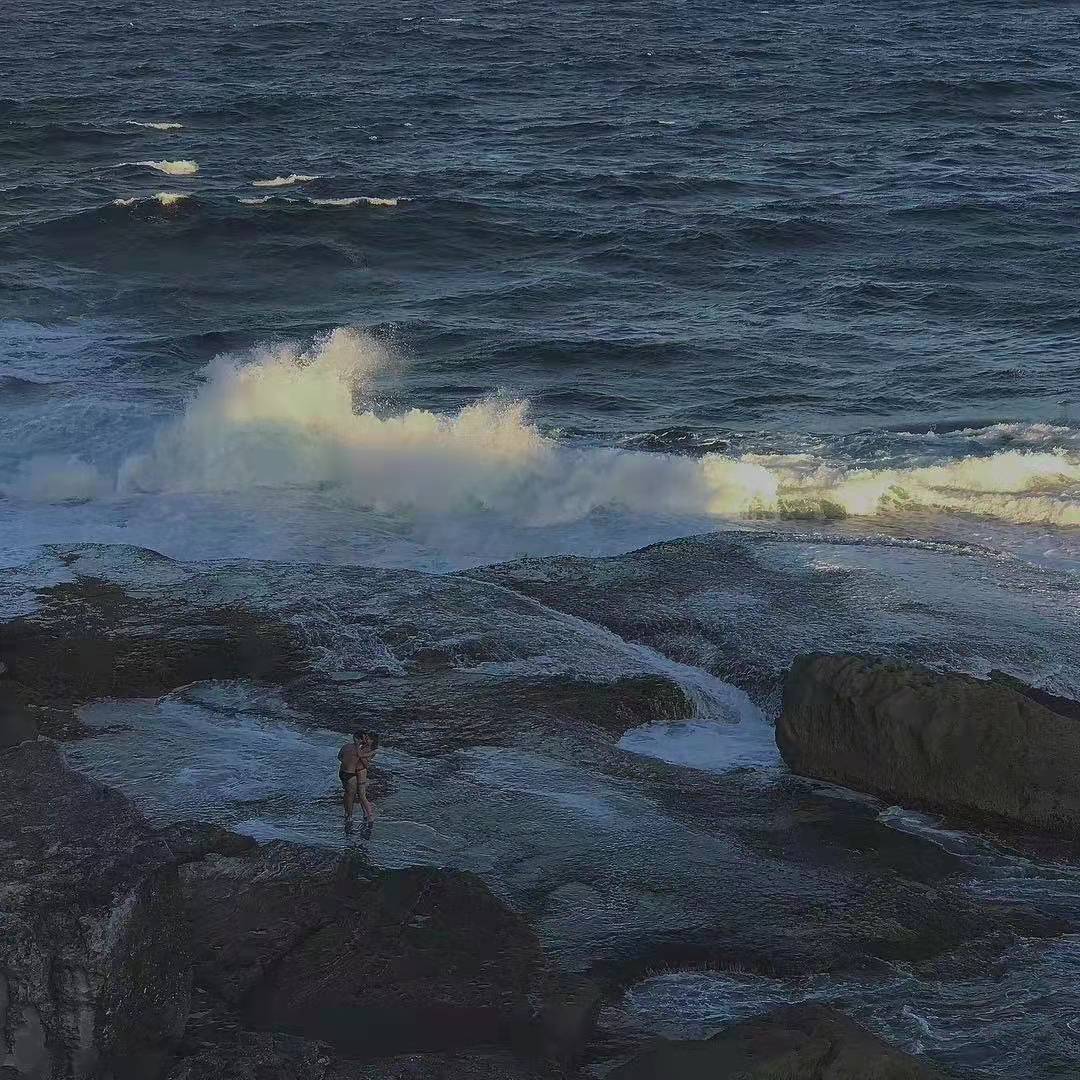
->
xmin=251 ymin=174 xmax=319 ymax=187
xmin=128 ymin=159 xmax=199 ymax=175
xmin=309 ymin=196 xmax=402 ymax=207
xmin=125 ymin=120 xmax=184 ymax=131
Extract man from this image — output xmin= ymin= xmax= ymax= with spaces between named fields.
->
xmin=338 ymin=730 xmax=379 ymax=824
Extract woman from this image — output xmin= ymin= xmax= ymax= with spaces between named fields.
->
xmin=338 ymin=730 xmax=380 ymax=824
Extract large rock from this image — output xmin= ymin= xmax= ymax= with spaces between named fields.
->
xmin=0 ymin=742 xmax=191 ymax=1079
xmin=608 ymin=1004 xmax=947 ymax=1079
xmin=778 ymin=654 xmax=1080 ymax=837
xmin=246 ymin=867 xmax=546 ymax=1055
xmin=169 ymin=987 xmax=556 ymax=1080
xmin=0 ymin=562 xmax=305 ymax=711
xmin=169 ymin=1038 xmax=550 ymax=1080
xmin=0 ymin=545 xmax=691 ymax=749
xmin=179 ymin=843 xmax=585 ymax=1063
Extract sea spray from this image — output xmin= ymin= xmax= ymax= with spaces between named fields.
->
xmin=115 ymin=329 xmax=775 ymax=521
xmin=11 ymin=329 xmax=1080 ymax=528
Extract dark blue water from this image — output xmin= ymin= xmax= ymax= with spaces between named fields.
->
xmin=2 ymin=0 xmax=1079 ymax=567
xmin=6 ymin=8 xmax=1080 ymax=1075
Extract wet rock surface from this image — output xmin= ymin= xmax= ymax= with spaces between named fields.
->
xmin=608 ymin=1004 xmax=949 ymax=1079
xmin=779 ymin=654 xmax=1080 ymax=838
xmin=470 ymin=531 xmax=1079 ymax=711
xmin=3 ymin=536 xmax=1079 ymax=1077
xmin=157 ymin=821 xmax=259 ymax=865
xmin=0 ymin=558 xmax=305 ymax=712
xmin=0 ymin=741 xmax=191 ymax=1079
xmin=0 ymin=544 xmax=693 ymax=751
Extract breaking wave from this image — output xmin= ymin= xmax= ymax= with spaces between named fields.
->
xmin=7 ymin=330 xmax=1078 ymax=529
xmin=251 ymin=173 xmax=319 ymax=187
xmin=127 ymin=159 xmax=199 ymax=175
xmin=113 ymin=192 xmax=189 ymax=207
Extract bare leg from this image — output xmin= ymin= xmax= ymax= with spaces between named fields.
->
xmin=358 ymin=770 xmax=375 ymax=823
xmin=344 ymin=775 xmax=357 ymax=820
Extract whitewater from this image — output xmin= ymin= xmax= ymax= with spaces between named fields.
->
xmin=2 ymin=330 xmax=1077 ymax=573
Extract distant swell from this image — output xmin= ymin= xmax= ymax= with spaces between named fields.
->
xmin=7 ymin=329 xmax=1075 ymax=530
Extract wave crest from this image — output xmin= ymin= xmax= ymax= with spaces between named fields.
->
xmin=129 ymin=159 xmax=199 ymax=175
xmin=11 ymin=329 xmax=1078 ymax=529
xmin=251 ymin=174 xmax=319 ymax=187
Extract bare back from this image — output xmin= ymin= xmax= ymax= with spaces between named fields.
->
xmin=338 ymin=741 xmax=361 ymax=773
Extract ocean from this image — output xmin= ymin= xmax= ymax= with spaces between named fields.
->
xmin=4 ymin=0 xmax=1080 ymax=1075
xmin=2 ymin=0 xmax=1078 ymax=570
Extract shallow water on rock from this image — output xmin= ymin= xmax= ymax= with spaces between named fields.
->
xmin=600 ymin=797 xmax=1080 ymax=1078
xmin=601 ymin=933 xmax=1080 ymax=1079
xmin=67 ymin=680 xmax=1080 ymax=1078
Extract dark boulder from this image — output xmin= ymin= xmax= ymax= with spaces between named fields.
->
xmin=245 ymin=866 xmax=546 ymax=1056
xmin=778 ymin=654 xmax=1080 ymax=837
xmin=178 ymin=843 xmax=352 ymax=1007
xmin=168 ymin=1036 xmax=551 ymax=1080
xmin=608 ymin=1004 xmax=947 ymax=1079
xmin=0 ymin=562 xmax=305 ymax=711
xmin=179 ymin=843 xmax=587 ymax=1064
xmin=0 ymin=742 xmax=191 ymax=1079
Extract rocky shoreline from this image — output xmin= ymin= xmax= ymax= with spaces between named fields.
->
xmin=3 ymin=533 xmax=1079 ymax=1077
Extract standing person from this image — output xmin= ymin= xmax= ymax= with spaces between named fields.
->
xmin=338 ymin=730 xmax=379 ymax=824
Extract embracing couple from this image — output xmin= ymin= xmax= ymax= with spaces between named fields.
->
xmin=338 ymin=730 xmax=379 ymax=824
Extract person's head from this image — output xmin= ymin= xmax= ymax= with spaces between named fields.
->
xmin=353 ymin=730 xmax=379 ymax=752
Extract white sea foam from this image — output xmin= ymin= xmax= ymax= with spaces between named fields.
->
xmin=114 ymin=329 xmax=775 ymax=521
xmin=251 ymin=174 xmax=319 ymax=187
xmin=309 ymin=196 xmax=402 ymax=207
xmin=752 ymin=452 xmax=1080 ymax=526
xmin=112 ymin=192 xmax=188 ymax=208
xmin=125 ymin=120 xmax=184 ymax=131
xmin=11 ymin=329 xmax=1080 ymax=530
xmin=238 ymin=196 xmax=272 ymax=205
xmin=129 ymin=159 xmax=199 ymax=175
